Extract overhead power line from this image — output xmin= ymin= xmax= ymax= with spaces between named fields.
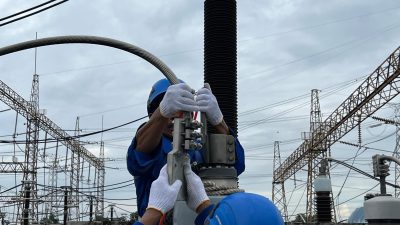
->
xmin=0 ymin=115 xmax=147 ymax=144
xmin=0 ymin=0 xmax=57 ymax=22
xmin=38 ymin=5 xmax=400 ymax=77
xmin=0 ymin=0 xmax=69 ymax=27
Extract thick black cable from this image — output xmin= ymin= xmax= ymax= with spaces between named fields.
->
xmin=0 ymin=0 xmax=69 ymax=27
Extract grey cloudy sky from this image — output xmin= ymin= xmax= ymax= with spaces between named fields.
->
xmin=1 ymin=0 xmax=400 ymax=221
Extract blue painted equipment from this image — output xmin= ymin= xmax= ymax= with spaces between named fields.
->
xmin=206 ymin=193 xmax=284 ymax=225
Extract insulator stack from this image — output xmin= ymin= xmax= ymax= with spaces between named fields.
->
xmin=204 ymin=0 xmax=237 ymax=134
xmin=315 ymin=191 xmax=332 ymax=222
xmin=314 ymin=174 xmax=333 ymax=223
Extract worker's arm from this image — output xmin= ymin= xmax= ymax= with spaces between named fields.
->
xmin=135 ymin=107 xmax=170 ymax=153
xmin=132 ymin=208 xmax=161 ymax=225
xmin=195 ymin=203 xmax=215 ymax=225
xmin=213 ymin=119 xmax=229 ymax=135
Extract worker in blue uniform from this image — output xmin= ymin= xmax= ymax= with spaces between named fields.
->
xmin=126 ymin=79 xmax=245 ymax=218
xmin=132 ymin=163 xmax=284 ymax=225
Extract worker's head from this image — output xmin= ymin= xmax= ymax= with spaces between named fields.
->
xmin=206 ymin=193 xmax=284 ymax=225
xmin=147 ymin=78 xmax=172 ymax=116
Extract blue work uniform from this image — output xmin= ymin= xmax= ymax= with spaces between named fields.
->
xmin=126 ymin=129 xmax=245 ymax=217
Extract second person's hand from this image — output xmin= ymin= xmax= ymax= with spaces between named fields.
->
xmin=183 ymin=162 xmax=210 ymax=213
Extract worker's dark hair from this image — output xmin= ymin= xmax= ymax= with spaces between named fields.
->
xmin=147 ymin=93 xmax=165 ymax=116
xmin=147 ymin=79 xmax=172 ymax=116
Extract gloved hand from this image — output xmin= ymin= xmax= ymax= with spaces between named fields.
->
xmin=147 ymin=165 xmax=182 ymax=214
xmin=196 ymin=87 xmax=223 ymax=125
xmin=184 ymin=162 xmax=209 ymax=212
xmin=159 ymin=83 xmax=199 ymax=118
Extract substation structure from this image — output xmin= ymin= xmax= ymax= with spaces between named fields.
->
xmin=0 ymin=74 xmax=105 ymax=225
xmin=272 ymin=46 xmax=400 ymax=223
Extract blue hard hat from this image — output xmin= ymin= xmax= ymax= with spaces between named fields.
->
xmin=147 ymin=78 xmax=185 ymax=115
xmin=206 ymin=193 xmax=284 ymax=225
xmin=147 ymin=79 xmax=172 ymax=115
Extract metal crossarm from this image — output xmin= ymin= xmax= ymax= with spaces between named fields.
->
xmin=0 ymin=80 xmax=103 ymax=168
xmin=0 ymin=162 xmax=25 ymax=173
xmin=274 ymin=46 xmax=400 ymax=182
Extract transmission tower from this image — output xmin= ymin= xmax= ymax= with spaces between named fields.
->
xmin=394 ymin=106 xmax=400 ymax=197
xmin=47 ymin=141 xmax=59 ymax=215
xmin=69 ymin=117 xmax=81 ymax=220
xmin=19 ymin=45 xmax=40 ymax=224
xmin=96 ymin=117 xmax=105 ymax=218
xmin=272 ymin=141 xmax=288 ymax=221
xmin=274 ymin=46 xmax=400 ymax=183
xmin=305 ymin=89 xmax=336 ymax=222
xmin=305 ymin=89 xmax=323 ymax=222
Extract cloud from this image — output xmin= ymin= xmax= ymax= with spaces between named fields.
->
xmin=1 ymin=0 xmax=400 ymax=219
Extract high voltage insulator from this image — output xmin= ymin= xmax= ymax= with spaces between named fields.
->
xmin=372 ymin=115 xmax=400 ymax=126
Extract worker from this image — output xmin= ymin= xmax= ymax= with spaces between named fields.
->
xmin=132 ymin=163 xmax=284 ymax=225
xmin=126 ymin=78 xmax=245 ymax=218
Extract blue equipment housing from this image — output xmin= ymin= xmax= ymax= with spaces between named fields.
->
xmin=206 ymin=193 xmax=284 ymax=225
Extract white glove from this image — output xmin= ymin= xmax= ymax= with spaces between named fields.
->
xmin=147 ymin=165 xmax=182 ymax=214
xmin=184 ymin=162 xmax=209 ymax=212
xmin=159 ymin=83 xmax=199 ymax=118
xmin=196 ymin=87 xmax=223 ymax=125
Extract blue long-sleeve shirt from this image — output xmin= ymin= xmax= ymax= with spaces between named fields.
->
xmin=126 ymin=131 xmax=245 ymax=217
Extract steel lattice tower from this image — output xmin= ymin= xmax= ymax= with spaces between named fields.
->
xmin=96 ymin=116 xmax=105 ymax=218
xmin=272 ymin=141 xmax=288 ymax=222
xmin=306 ymin=89 xmax=336 ymax=222
xmin=19 ymin=72 xmax=40 ymax=225
xmin=274 ymin=46 xmax=400 ymax=184
xmin=306 ymin=89 xmax=322 ymax=222
xmin=394 ymin=106 xmax=400 ymax=198
xmin=69 ymin=117 xmax=81 ymax=220
xmin=96 ymin=141 xmax=105 ymax=218
xmin=47 ymin=145 xmax=59 ymax=215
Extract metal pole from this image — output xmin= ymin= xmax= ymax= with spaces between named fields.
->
xmin=380 ymin=175 xmax=387 ymax=195
xmin=89 ymin=196 xmax=93 ymax=223
xmin=110 ymin=205 xmax=114 ymax=221
xmin=23 ymin=185 xmax=30 ymax=225
xmin=63 ymin=188 xmax=68 ymax=225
